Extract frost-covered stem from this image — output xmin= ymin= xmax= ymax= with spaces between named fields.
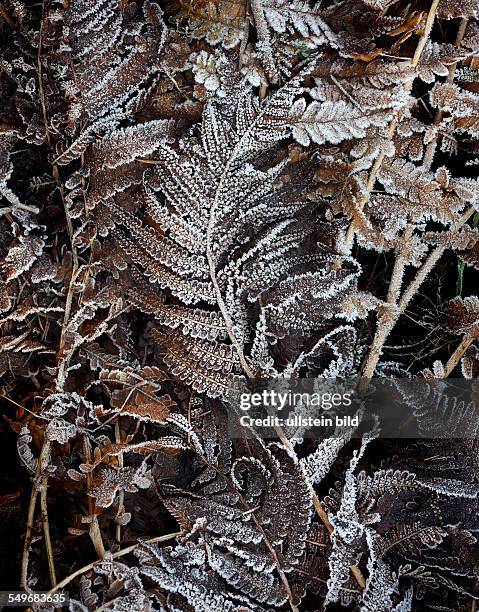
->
xmin=387 ymin=224 xmax=414 ymax=304
xmin=444 ymin=334 xmax=475 ymax=377
xmin=422 ymin=18 xmax=469 ymax=171
xmin=249 ymin=0 xmax=278 ymax=84
xmin=361 ymin=307 xmax=398 ymax=380
xmin=12 ymin=201 xmax=40 ymax=214
xmin=47 ymin=532 xmax=181 ymax=594
xmin=82 ymin=435 xmax=106 ymax=560
xmin=362 ymin=225 xmax=413 ymax=378
xmin=40 ymin=474 xmax=57 ymax=587
xmin=21 ymin=440 xmax=51 ymax=590
xmin=341 ymin=0 xmax=440 ymax=255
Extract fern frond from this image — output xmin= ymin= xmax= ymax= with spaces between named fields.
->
xmin=56 ymin=1 xmax=169 ymax=164
xmin=103 ymin=80 xmax=362 ymax=390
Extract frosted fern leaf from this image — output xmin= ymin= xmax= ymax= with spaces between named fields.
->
xmin=102 ymin=80 xmax=361 ymax=396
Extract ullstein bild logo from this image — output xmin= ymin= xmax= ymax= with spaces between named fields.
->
xmin=237 ymin=389 xmax=360 ymax=428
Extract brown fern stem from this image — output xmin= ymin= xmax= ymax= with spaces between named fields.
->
xmin=40 ymin=474 xmax=57 ymax=588
xmin=444 ymin=333 xmax=475 ymax=377
xmin=82 ymin=435 xmax=106 ymax=560
xmin=21 ymin=440 xmax=51 ymax=590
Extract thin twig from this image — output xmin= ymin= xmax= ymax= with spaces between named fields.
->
xmin=444 ymin=334 xmax=475 ymax=377
xmin=40 ymin=473 xmax=58 ymax=587
xmin=114 ymin=419 xmax=125 ymax=544
xmin=47 ymin=532 xmax=181 ymax=594
xmin=21 ymin=440 xmax=51 ymax=590
xmin=0 ymin=392 xmax=50 ymax=420
xmin=82 ymin=435 xmax=106 ymax=560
